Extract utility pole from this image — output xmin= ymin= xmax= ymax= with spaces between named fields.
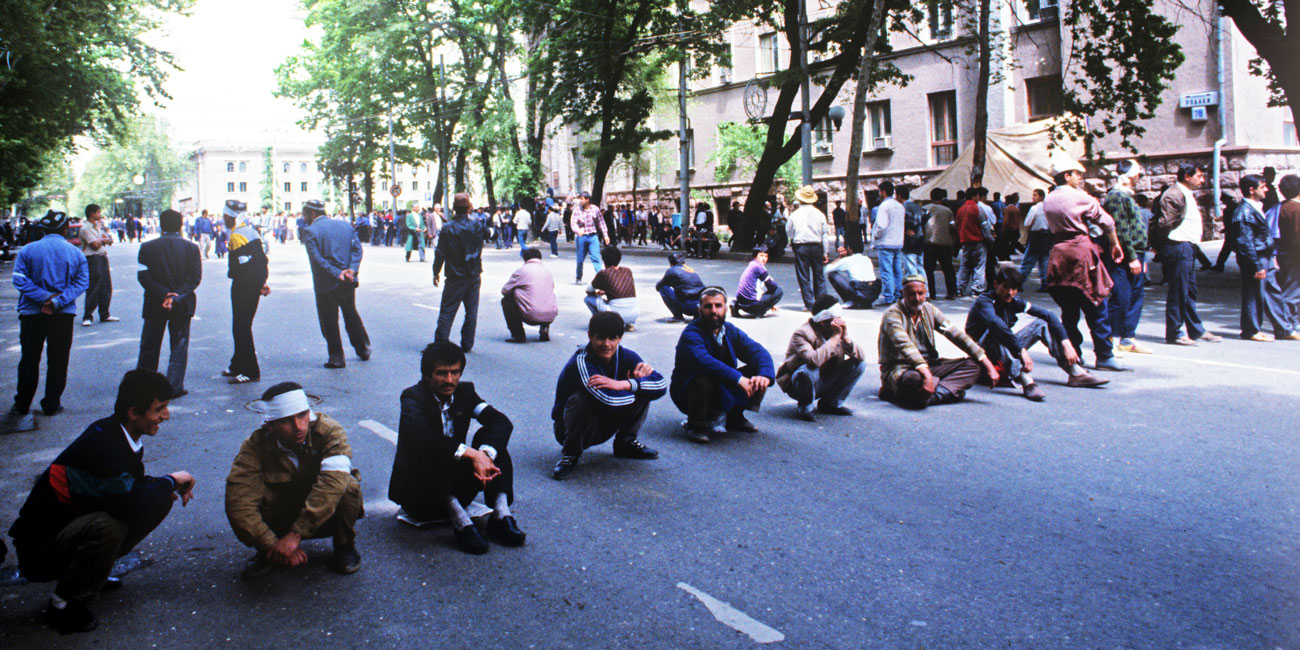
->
xmin=677 ymin=0 xmax=690 ymax=249
xmin=386 ymin=108 xmax=398 ymax=209
xmin=440 ymin=55 xmax=450 ymax=214
xmin=798 ymin=0 xmax=813 ymax=186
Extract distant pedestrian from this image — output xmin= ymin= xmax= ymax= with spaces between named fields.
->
xmin=655 ymin=252 xmax=705 ymax=321
xmin=303 ymin=201 xmax=371 ymax=368
xmin=1101 ymin=161 xmax=1152 ymax=355
xmin=78 ymin=204 xmax=119 ymax=327
xmin=872 ymin=180 xmax=905 ymax=306
xmin=786 ymin=185 xmax=832 ymax=310
xmin=433 ymin=193 xmax=490 ymax=352
xmin=222 ymin=200 xmax=270 ymax=384
xmin=571 ymin=192 xmax=610 ymax=284
xmin=136 ymin=209 xmax=201 ymax=398
xmin=1018 ymin=189 xmax=1052 ymax=291
xmin=1156 ymin=163 xmax=1222 ymax=345
xmin=1233 ymin=174 xmax=1298 ymax=340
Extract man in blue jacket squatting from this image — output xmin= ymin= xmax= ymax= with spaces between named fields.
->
xmin=551 ymin=311 xmax=667 ymax=480
xmin=671 ymin=286 xmax=776 ymax=443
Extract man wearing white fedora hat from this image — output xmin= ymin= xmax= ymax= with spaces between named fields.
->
xmin=785 ymin=185 xmax=832 ymax=311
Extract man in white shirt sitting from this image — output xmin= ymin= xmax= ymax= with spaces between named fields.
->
xmin=826 ymin=246 xmax=880 ymax=309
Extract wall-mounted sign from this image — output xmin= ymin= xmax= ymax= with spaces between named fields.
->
xmin=1179 ymin=92 xmax=1219 ymax=108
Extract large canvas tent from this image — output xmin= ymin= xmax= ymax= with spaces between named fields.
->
xmin=913 ymin=116 xmax=1084 ymax=199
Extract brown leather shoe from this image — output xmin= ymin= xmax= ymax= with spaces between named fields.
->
xmin=1066 ymin=372 xmax=1109 ymax=388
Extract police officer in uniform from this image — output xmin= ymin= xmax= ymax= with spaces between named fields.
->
xmin=221 ymin=200 xmax=270 ymax=384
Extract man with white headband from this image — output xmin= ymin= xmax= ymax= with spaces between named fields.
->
xmin=225 ymin=382 xmax=363 ymax=579
xmin=776 ymin=294 xmax=867 ymax=421
xmin=1101 ymin=160 xmax=1152 ymax=355
xmin=389 ymin=342 xmax=523 ymax=555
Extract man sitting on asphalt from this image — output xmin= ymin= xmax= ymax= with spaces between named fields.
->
xmin=551 ymin=311 xmax=667 ymax=480
xmin=671 ymin=287 xmax=776 ymax=442
xmin=825 ymin=245 xmax=881 ymax=308
xmin=965 ymin=267 xmax=1108 ymax=402
xmin=8 ymin=370 xmax=194 ymax=634
xmin=732 ymin=245 xmax=783 ymax=318
xmin=501 ymin=247 xmax=557 ymax=343
xmin=776 ymin=295 xmax=867 ymax=421
xmin=584 ymin=245 xmax=640 ymax=330
xmin=878 ymin=275 xmax=999 ymax=409
xmin=655 ymin=252 xmax=705 ymax=321
xmin=389 ymin=342 xmax=523 ymax=555
xmin=226 ymin=382 xmax=363 ymax=578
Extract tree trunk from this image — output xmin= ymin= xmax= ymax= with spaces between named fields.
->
xmin=1218 ymin=0 xmax=1300 ymax=129
xmin=454 ymin=149 xmax=467 ymax=193
xmin=844 ymin=0 xmax=889 ymax=253
xmin=481 ymin=146 xmax=496 ymax=207
xmin=363 ymin=168 xmax=373 ymax=213
xmin=970 ymin=0 xmax=993 ymax=187
xmin=590 ymin=150 xmax=615 ymax=205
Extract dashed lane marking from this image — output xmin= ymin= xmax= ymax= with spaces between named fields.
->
xmin=677 ymin=582 xmax=786 ymax=644
xmin=358 ymin=419 xmax=398 ymax=444
xmin=413 ymin=303 xmax=438 ymax=311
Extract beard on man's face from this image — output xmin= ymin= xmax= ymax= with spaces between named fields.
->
xmin=700 ymin=311 xmax=725 ymax=330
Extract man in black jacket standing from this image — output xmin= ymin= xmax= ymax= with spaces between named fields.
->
xmin=7 ymin=370 xmax=195 ymax=634
xmin=433 ymin=193 xmax=491 ymax=352
xmin=389 ymin=342 xmax=524 ymax=555
xmin=136 ymin=209 xmax=201 ymax=397
xmin=302 ymin=199 xmax=371 ymax=369
xmin=222 ymin=200 xmax=270 ymax=384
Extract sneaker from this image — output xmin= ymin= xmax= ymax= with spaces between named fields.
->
xmin=1116 ymin=340 xmax=1153 ymax=354
xmin=324 ymin=359 xmax=346 ymax=369
xmin=1280 ymin=331 xmax=1300 ymax=341
xmin=729 ymin=302 xmax=740 ymax=319
xmin=1066 ymin=372 xmax=1109 ymax=388
xmin=505 ymin=335 xmax=527 ymax=343
xmin=682 ymin=421 xmax=714 ymax=443
xmin=331 ymin=541 xmax=361 ymax=575
xmin=794 ymin=404 xmax=815 ymax=422
xmin=725 ymin=414 xmax=758 ymax=433
xmin=1021 ymin=382 xmax=1046 ymax=401
xmin=1094 ymin=358 xmax=1131 ymax=372
xmin=1197 ymin=332 xmax=1223 ymax=342
xmin=612 ymin=439 xmax=658 ymax=460
xmin=102 ymin=316 xmax=120 ymax=323
xmin=552 ymin=455 xmax=579 ymax=480
xmin=43 ymin=598 xmax=96 ymax=634
xmin=228 ymin=374 xmax=258 ymax=384
xmin=81 ymin=319 xmax=92 ymax=327
xmin=815 ymin=403 xmax=854 ymax=416
xmin=357 ymin=346 xmax=372 ymax=361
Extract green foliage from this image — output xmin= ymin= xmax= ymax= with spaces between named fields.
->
xmin=70 ymin=116 xmax=190 ymax=216
xmin=261 ymin=148 xmax=277 ymax=211
xmin=0 ymin=0 xmax=193 ymax=204
xmin=708 ymin=122 xmax=801 ymax=200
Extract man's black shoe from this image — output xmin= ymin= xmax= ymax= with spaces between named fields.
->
xmin=240 ymin=552 xmax=275 ymax=581
xmin=324 ymin=359 xmax=346 ymax=369
xmin=612 ymin=439 xmax=659 ymax=459
xmin=505 ymin=335 xmax=527 ymax=343
xmin=815 ymin=404 xmax=853 ymax=416
xmin=101 ymin=576 xmax=123 ymax=592
xmin=454 ymin=524 xmax=490 ymax=554
xmin=357 ymin=346 xmax=372 ymax=361
xmin=683 ymin=421 xmax=716 ymax=443
xmin=725 ymin=415 xmax=758 ymax=432
xmin=538 ymin=325 xmax=550 ymax=342
xmin=40 ymin=402 xmax=63 ymax=416
xmin=43 ymin=598 xmax=96 ymax=635
xmin=332 ymin=541 xmax=361 ymax=575
xmin=9 ymin=405 xmax=30 ymax=416
xmin=486 ymin=516 xmax=526 ymax=547
xmin=552 ymin=455 xmax=579 ymax=480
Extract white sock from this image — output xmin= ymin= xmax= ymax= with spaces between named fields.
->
xmin=50 ymin=595 xmax=68 ymax=610
xmin=1016 ymin=372 xmax=1034 ymax=386
xmin=492 ymin=493 xmax=511 ymax=520
xmin=446 ymin=497 xmax=473 ymax=530
xmin=1067 ymin=364 xmax=1086 ymax=376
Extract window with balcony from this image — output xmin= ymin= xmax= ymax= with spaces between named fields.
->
xmin=226 ymin=162 xmax=235 ymax=173
xmin=758 ymin=33 xmax=781 ymax=74
xmin=929 ymin=91 xmax=958 ymax=166
xmin=300 ymin=162 xmax=308 ymax=173
xmin=283 ymin=162 xmax=290 ymax=173
xmin=868 ymin=101 xmax=892 ymax=150
xmin=812 ymin=115 xmax=834 ymax=156
xmin=1026 ymin=75 xmax=1063 ymax=121
xmin=238 ymin=161 xmax=247 ymax=173
xmin=927 ymin=0 xmax=954 ymax=40
xmin=1024 ymin=0 xmax=1059 ymax=21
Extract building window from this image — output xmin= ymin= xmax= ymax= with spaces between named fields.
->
xmin=395 ymin=163 xmax=403 ymax=173
xmin=813 ymin=115 xmax=834 ymax=156
xmin=284 ymin=201 xmax=292 ymax=212
xmin=686 ymin=128 xmax=696 ymax=168
xmin=300 ymin=162 xmax=308 ymax=173
xmin=1284 ymin=121 xmax=1297 ymax=147
xmin=283 ymin=162 xmax=290 ymax=173
xmin=301 ymin=181 xmax=308 ymax=192
xmin=758 ymin=33 xmax=781 ymax=74
xmin=239 ymin=181 xmax=247 ymax=192
xmin=868 ymin=101 xmax=892 ymax=150
xmin=719 ymin=63 xmax=733 ymax=85
xmin=281 ymin=181 xmax=289 ymax=193
xmin=927 ymin=0 xmax=954 ymax=40
xmin=381 ymin=180 xmax=389 ymax=191
xmin=1026 ymin=75 xmax=1063 ymax=121
xmin=382 ymin=200 xmax=390 ymax=210
xmin=238 ymin=161 xmax=247 ymax=173
xmin=1025 ymin=0 xmax=1059 ymax=21
xmin=226 ymin=162 xmax=235 ymax=173
xmin=227 ymin=182 xmax=235 ymax=192
xmin=929 ymin=91 xmax=958 ymax=166
xmin=412 ymin=181 xmax=419 ymax=191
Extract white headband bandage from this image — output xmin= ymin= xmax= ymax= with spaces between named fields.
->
xmin=263 ymin=389 xmax=314 ymax=424
xmin=1119 ymin=160 xmax=1143 ymax=179
xmin=812 ymin=303 xmax=843 ymax=323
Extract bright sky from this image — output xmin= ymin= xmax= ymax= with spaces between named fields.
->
xmin=146 ymin=0 xmax=318 ymax=148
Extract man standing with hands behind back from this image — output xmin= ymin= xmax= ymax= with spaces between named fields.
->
xmin=303 ymin=199 xmax=371 ymax=368
xmin=137 ymin=209 xmax=201 ymax=398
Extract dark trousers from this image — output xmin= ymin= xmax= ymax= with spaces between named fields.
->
xmin=399 ymin=436 xmax=514 ymax=520
xmin=229 ymin=282 xmax=263 ymax=378
xmin=1019 ymin=232 xmax=1053 ymax=289
xmin=501 ymin=293 xmax=551 ymax=339
xmin=1048 ymin=286 xmax=1113 ymax=362
xmin=436 ymin=275 xmax=481 ymax=352
xmin=82 ymin=255 xmax=112 ymax=321
xmin=1241 ymin=267 xmax=1295 ymax=337
xmin=15 ymin=313 xmax=74 ymax=412
xmin=1278 ymin=252 xmax=1300 ymax=319
xmin=791 ymin=242 xmax=827 ymax=310
xmin=735 ymin=285 xmax=784 ymax=316
xmin=1103 ymin=254 xmax=1146 ymax=340
xmin=658 ymin=286 xmax=699 ymax=320
xmin=683 ymin=371 xmax=765 ymax=426
xmin=892 ymin=358 xmax=982 ymax=409
xmin=924 ymin=244 xmax=957 ymax=298
xmin=138 ymin=312 xmax=192 ymax=392
xmin=245 ymin=477 xmax=362 ymax=549
xmin=827 ymin=271 xmax=881 ymax=307
xmin=15 ymin=509 xmax=168 ymax=603
xmin=556 ymin=392 xmax=650 ymax=457
xmin=1163 ymin=241 xmax=1207 ymax=341
xmin=314 ymin=284 xmax=370 ymax=363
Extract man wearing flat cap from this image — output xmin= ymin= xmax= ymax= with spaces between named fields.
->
xmin=302 ymin=199 xmax=371 ymax=368
xmin=221 ymin=199 xmax=270 ymax=384
xmin=786 ymin=185 xmax=833 ymax=311
xmin=136 ymin=209 xmax=202 ymax=398
xmin=226 ymin=381 xmax=363 ymax=578
xmin=776 ymin=294 xmax=867 ymax=421
xmin=10 ymin=210 xmax=89 ymax=416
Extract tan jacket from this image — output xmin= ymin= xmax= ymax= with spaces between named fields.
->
xmin=877 ymin=301 xmax=985 ymax=396
xmin=776 ymin=321 xmax=867 ymax=391
xmin=225 ymin=412 xmax=360 ymax=551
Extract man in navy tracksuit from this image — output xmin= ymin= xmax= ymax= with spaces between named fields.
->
xmin=550 ymin=311 xmax=667 ymax=480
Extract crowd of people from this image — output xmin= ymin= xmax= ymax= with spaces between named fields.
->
xmin=4 ymin=155 xmax=1300 ymax=634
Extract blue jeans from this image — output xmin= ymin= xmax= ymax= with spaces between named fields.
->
xmin=875 ymin=247 xmax=903 ymax=303
xmin=1162 ymin=241 xmax=1206 ymax=342
xmin=517 ymin=230 xmax=529 ymax=255
xmin=978 ymin=318 xmax=1069 ymax=379
xmin=575 ymin=234 xmax=603 ymax=281
xmin=788 ymin=360 xmax=866 ymax=408
xmin=545 ymin=230 xmax=559 ymax=256
xmin=903 ymin=251 xmax=924 ymax=277
xmin=1104 ymin=253 xmax=1145 ymax=341
xmin=658 ymin=286 xmax=698 ymax=320
xmin=957 ymin=242 xmax=987 ymax=295
xmin=1019 ymin=232 xmax=1052 ymax=289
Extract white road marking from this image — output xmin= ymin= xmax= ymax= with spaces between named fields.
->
xmin=358 ymin=419 xmax=398 ymax=444
xmin=1152 ymin=354 xmax=1300 ymax=377
xmin=677 ymin=582 xmax=785 ymax=644
xmin=413 ymin=303 xmax=439 ymax=311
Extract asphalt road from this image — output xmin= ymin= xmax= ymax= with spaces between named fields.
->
xmin=0 ymin=233 xmax=1296 ymax=648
